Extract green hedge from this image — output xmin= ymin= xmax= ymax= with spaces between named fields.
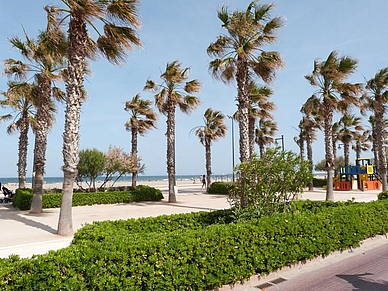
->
xmin=1 ymin=200 xmax=388 ymax=290
xmin=378 ymin=190 xmax=388 ymax=200
xmin=12 ymin=185 xmax=163 ymax=210
xmin=207 ymin=181 xmax=234 ymax=194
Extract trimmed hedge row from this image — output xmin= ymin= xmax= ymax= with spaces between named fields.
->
xmin=1 ymin=200 xmax=388 ymax=290
xmin=207 ymin=181 xmax=233 ymax=194
xmin=12 ymin=185 xmax=163 ymax=210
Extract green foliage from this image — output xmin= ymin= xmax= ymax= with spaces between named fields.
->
xmin=229 ymin=148 xmax=313 ymax=219
xmin=207 ymin=181 xmax=233 ymax=194
xmin=378 ymin=190 xmax=388 ymax=200
xmin=12 ymin=185 xmax=163 ymax=210
xmin=313 ymin=177 xmax=327 ymax=187
xmin=77 ymin=148 xmax=106 ymax=190
xmin=12 ymin=188 xmax=33 ymax=210
xmin=315 ymin=156 xmax=345 ymax=171
xmin=1 ymin=200 xmax=388 ymax=290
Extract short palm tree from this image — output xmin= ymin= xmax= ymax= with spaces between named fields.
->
xmin=192 ymin=108 xmax=226 ymax=191
xmin=0 ymin=82 xmax=36 ymax=189
xmin=47 ymin=0 xmax=142 ymax=235
xmin=124 ymin=93 xmax=157 ymax=187
xmin=305 ymin=51 xmax=362 ymax=200
xmin=364 ymin=68 xmax=388 ymax=191
xmin=247 ymin=81 xmax=275 ymax=157
xmin=4 ymin=23 xmax=67 ymax=213
xmin=208 ymin=1 xmax=283 ymax=162
xmin=144 ymin=61 xmax=201 ymax=202
xmin=337 ymin=114 xmax=364 ymax=166
xmin=255 ymin=118 xmax=278 ymax=157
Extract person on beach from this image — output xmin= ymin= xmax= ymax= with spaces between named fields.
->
xmin=201 ymin=175 xmax=206 ymax=188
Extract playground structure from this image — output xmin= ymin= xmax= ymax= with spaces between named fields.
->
xmin=334 ymin=157 xmax=382 ymax=191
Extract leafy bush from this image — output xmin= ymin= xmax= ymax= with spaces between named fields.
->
xmin=378 ymin=190 xmax=388 ymax=200
xmin=229 ymin=148 xmax=313 ymax=219
xmin=12 ymin=185 xmax=163 ymax=210
xmin=1 ymin=200 xmax=388 ymax=290
xmin=313 ymin=177 xmax=327 ymax=187
xmin=207 ymin=181 xmax=233 ymax=194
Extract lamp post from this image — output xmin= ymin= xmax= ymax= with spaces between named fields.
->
xmin=227 ymin=115 xmax=235 ymax=183
xmin=275 ymin=134 xmax=285 ymax=151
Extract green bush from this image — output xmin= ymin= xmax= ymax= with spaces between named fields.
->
xmin=12 ymin=185 xmax=163 ymax=210
xmin=1 ymin=200 xmax=388 ymax=290
xmin=378 ymin=190 xmax=388 ymax=200
xmin=313 ymin=177 xmax=327 ymax=187
xmin=207 ymin=181 xmax=233 ymax=194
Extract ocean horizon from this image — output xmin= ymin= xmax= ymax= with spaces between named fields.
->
xmin=1 ymin=174 xmax=234 ymax=185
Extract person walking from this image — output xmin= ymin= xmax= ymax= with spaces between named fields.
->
xmin=201 ymin=174 xmax=206 ymax=188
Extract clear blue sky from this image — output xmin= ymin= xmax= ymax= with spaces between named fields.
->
xmin=0 ymin=0 xmax=387 ymax=178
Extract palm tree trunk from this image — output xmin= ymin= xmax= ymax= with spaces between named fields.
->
xmin=166 ymin=104 xmax=176 ymax=202
xmin=248 ymin=116 xmax=255 ymax=157
xmin=17 ymin=112 xmax=29 ymax=189
xmin=236 ymin=59 xmax=250 ymax=163
xmin=205 ymin=138 xmax=211 ymax=192
xmin=58 ymin=15 xmax=86 ymax=236
xmin=30 ymin=77 xmax=51 ymax=213
xmin=131 ymin=126 xmax=138 ymax=188
xmin=375 ymin=99 xmax=387 ymax=191
xmin=344 ymin=142 xmax=350 ymax=166
xmin=323 ymin=101 xmax=334 ymax=201
xmin=306 ymin=134 xmax=314 ymax=191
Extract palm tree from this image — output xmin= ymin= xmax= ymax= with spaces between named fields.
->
xmin=192 ymin=108 xmax=226 ymax=191
xmin=300 ymin=96 xmax=321 ymax=190
xmin=207 ymin=1 xmax=283 ymax=162
xmin=144 ymin=61 xmax=201 ymax=202
xmin=0 ymin=82 xmax=36 ymax=189
xmin=255 ymin=118 xmax=278 ymax=157
xmin=305 ymin=51 xmax=362 ymax=200
xmin=364 ymin=68 xmax=388 ymax=191
xmin=47 ymin=0 xmax=142 ymax=235
xmin=5 ymin=22 xmax=67 ymax=213
xmin=124 ymin=93 xmax=157 ymax=187
xmin=337 ymin=114 xmax=364 ymax=166
xmin=247 ymin=81 xmax=275 ymax=157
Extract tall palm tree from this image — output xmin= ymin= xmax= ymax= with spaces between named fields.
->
xmin=0 ymin=82 xmax=36 ymax=189
xmin=337 ymin=114 xmax=364 ymax=166
xmin=5 ymin=21 xmax=67 ymax=213
xmin=192 ymin=108 xmax=226 ymax=191
xmin=124 ymin=93 xmax=157 ymax=187
xmin=255 ymin=118 xmax=278 ymax=157
xmin=352 ymin=130 xmax=371 ymax=161
xmin=305 ymin=51 xmax=362 ymax=200
xmin=47 ymin=0 xmax=142 ymax=235
xmin=364 ymin=68 xmax=388 ymax=191
xmin=207 ymin=1 xmax=283 ymax=162
xmin=144 ymin=61 xmax=201 ymax=202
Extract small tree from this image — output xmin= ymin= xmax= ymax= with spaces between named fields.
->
xmin=101 ymin=145 xmax=140 ymax=189
xmin=228 ymin=147 xmax=312 ymax=219
xmin=76 ymin=149 xmax=105 ymax=191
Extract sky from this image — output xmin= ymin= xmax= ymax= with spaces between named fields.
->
xmin=0 ymin=0 xmax=388 ymax=178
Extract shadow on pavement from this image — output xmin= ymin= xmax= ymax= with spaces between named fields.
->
xmin=336 ymin=273 xmax=388 ymax=291
xmin=0 ymin=204 xmax=57 ymax=234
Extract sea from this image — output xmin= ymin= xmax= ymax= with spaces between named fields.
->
xmin=1 ymin=174 xmax=234 ymax=185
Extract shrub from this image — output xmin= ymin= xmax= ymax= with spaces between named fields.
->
xmin=378 ymin=190 xmax=388 ymax=200
xmin=12 ymin=185 xmax=163 ymax=210
xmin=207 ymin=181 xmax=233 ymax=194
xmin=229 ymin=148 xmax=313 ymax=219
xmin=1 ymin=200 xmax=388 ymax=290
xmin=313 ymin=177 xmax=327 ymax=187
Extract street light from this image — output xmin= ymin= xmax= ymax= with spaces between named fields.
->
xmin=275 ymin=134 xmax=285 ymax=151
xmin=227 ymin=115 xmax=236 ymax=183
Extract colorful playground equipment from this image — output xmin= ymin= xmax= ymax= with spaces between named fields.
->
xmin=334 ymin=157 xmax=382 ymax=191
